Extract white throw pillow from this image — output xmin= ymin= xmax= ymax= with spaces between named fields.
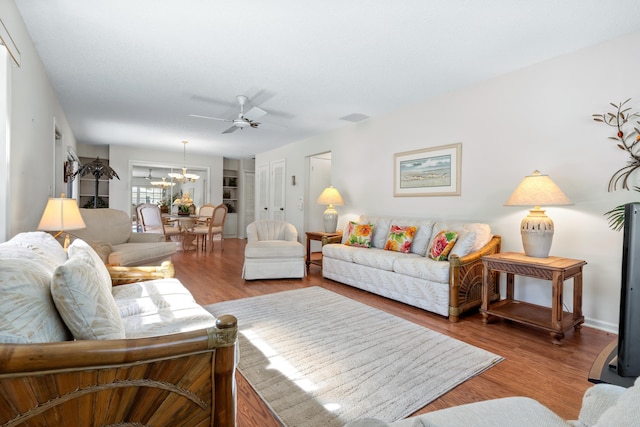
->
xmin=51 ymin=251 xmax=125 ymax=340
xmin=0 ymin=256 xmax=71 ymax=343
xmin=68 ymin=238 xmax=112 ymax=289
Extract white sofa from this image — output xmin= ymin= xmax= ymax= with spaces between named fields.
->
xmin=0 ymin=231 xmax=238 ymax=425
xmin=344 ymin=378 xmax=639 ymax=426
xmin=72 ymin=208 xmax=177 ymax=266
xmin=322 ymin=215 xmax=501 ymax=322
xmin=242 ymin=220 xmax=305 ymax=280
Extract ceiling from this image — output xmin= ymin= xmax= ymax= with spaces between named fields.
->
xmin=14 ymin=1 xmax=640 ymax=159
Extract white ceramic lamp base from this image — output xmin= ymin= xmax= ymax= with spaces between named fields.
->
xmin=520 ymin=208 xmax=554 ymax=258
xmin=323 ymin=205 xmax=339 ymax=233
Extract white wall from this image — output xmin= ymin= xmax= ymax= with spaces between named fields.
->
xmin=1 ymin=1 xmax=77 ymax=237
xmin=256 ymin=31 xmax=640 ymax=331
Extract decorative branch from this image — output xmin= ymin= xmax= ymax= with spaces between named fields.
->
xmin=592 ymin=98 xmax=640 ymax=191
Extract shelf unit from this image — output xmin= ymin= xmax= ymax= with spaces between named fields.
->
xmin=78 ymin=157 xmax=110 ymax=208
xmin=223 ymin=168 xmax=238 ymax=237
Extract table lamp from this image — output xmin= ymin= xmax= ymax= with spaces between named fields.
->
xmin=317 ymin=186 xmax=344 ymax=233
xmin=504 ymin=170 xmax=572 ymax=258
xmin=38 ymin=193 xmax=86 ymax=249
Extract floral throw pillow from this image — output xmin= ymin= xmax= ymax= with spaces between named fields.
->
xmin=344 ymin=221 xmax=374 ymax=248
xmin=428 ymin=230 xmax=458 ymax=261
xmin=384 ymin=225 xmax=417 ymax=253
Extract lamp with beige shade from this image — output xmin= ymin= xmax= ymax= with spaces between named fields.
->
xmin=317 ymin=186 xmax=344 ymax=233
xmin=504 ymin=170 xmax=572 ymax=258
xmin=37 ymin=193 xmax=86 ymax=250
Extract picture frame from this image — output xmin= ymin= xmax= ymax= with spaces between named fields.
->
xmin=393 ymin=143 xmax=461 ymax=197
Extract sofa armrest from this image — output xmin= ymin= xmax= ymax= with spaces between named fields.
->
xmin=0 ymin=315 xmax=238 ymax=426
xmin=107 ymin=260 xmax=175 ymax=285
xmin=447 ymin=235 xmax=502 ymax=322
xmin=127 ymin=232 xmax=166 ymax=243
xmin=575 ymin=383 xmax=626 ymax=426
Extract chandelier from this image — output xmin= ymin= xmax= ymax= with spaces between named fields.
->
xmin=150 ymin=177 xmax=176 ymax=188
xmin=168 ymin=140 xmax=199 ymax=183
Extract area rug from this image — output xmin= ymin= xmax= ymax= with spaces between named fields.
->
xmin=205 ymin=287 xmax=503 ymax=426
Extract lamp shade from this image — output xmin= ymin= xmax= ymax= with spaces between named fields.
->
xmin=316 ymin=186 xmax=344 ymax=206
xmin=317 ymin=186 xmax=344 ymax=233
xmin=504 ymin=170 xmax=571 ymax=207
xmin=504 ymin=170 xmax=571 ymax=258
xmin=38 ymin=195 xmax=86 ymax=232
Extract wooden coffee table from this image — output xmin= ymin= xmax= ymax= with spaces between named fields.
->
xmin=480 ymin=252 xmax=586 ymax=345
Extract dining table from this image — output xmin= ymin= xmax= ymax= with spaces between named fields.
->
xmin=163 ymin=214 xmax=201 ymax=251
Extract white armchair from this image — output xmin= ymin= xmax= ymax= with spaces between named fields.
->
xmin=242 ymin=220 xmax=305 ymax=280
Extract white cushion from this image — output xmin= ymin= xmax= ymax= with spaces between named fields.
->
xmin=449 ymin=231 xmax=477 ymax=258
xmin=109 ymin=242 xmax=176 ymax=266
xmin=593 ymin=377 xmax=640 ymax=427
xmin=0 ymin=255 xmax=71 ymax=343
xmin=244 ymin=240 xmax=304 ymax=259
xmin=351 ymin=248 xmax=418 ymax=272
xmin=432 ymin=222 xmax=491 ymax=253
xmin=393 ymin=257 xmax=450 ymax=283
xmin=68 ymin=238 xmax=112 ymax=289
xmin=322 ymin=243 xmax=360 ymax=263
xmin=113 ymin=278 xmax=216 ymax=338
xmin=51 ymin=251 xmax=125 ymax=340
xmin=2 ymin=231 xmax=68 ymax=273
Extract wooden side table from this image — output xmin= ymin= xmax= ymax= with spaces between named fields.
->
xmin=480 ymin=252 xmax=586 ymax=345
xmin=305 ymin=231 xmax=342 ymax=271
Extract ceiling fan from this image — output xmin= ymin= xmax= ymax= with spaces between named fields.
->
xmin=190 ymin=95 xmax=268 ymax=134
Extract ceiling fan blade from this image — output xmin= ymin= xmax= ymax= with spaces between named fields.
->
xmin=222 ymin=125 xmax=239 ymax=134
xmin=189 ymin=114 xmax=231 ymax=122
xmin=244 ymin=106 xmax=267 ymax=121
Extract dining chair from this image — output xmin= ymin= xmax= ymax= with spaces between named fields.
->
xmin=196 ymin=204 xmax=215 ymax=227
xmin=138 ymin=203 xmax=182 ymax=241
xmin=188 ymin=203 xmax=228 ymax=252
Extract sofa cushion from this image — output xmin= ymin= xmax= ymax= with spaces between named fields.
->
xmin=109 ymin=242 xmax=176 ymax=266
xmin=113 ymin=279 xmax=217 ymax=338
xmin=344 ymin=221 xmax=374 ymax=248
xmin=68 ymin=238 xmax=112 ymax=289
xmin=244 ymin=240 xmax=304 ymax=259
xmin=449 ymin=231 xmax=477 ymax=258
xmin=359 ymin=216 xmax=435 ymax=255
xmin=593 ymin=377 xmax=640 ymax=427
xmin=351 ymin=248 xmax=420 ymax=272
xmin=392 ymin=257 xmax=450 ymax=283
xmin=0 ymin=255 xmax=71 ymax=343
xmin=322 ymin=243 xmax=361 ymax=263
xmin=428 ymin=230 xmax=458 ymax=261
xmin=432 ymin=222 xmax=492 ymax=253
xmin=384 ymin=225 xmax=417 ymax=253
xmin=3 ymin=231 xmax=68 ymax=273
xmin=73 ymin=208 xmax=132 ymax=245
xmin=51 ymin=251 xmax=126 ymax=340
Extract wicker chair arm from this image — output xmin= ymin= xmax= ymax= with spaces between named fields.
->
xmin=107 ymin=260 xmax=175 ymax=285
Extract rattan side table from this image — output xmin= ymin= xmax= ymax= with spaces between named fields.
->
xmin=480 ymin=252 xmax=586 ymax=345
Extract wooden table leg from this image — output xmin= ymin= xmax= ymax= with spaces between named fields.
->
xmin=305 ymin=237 xmax=312 ymax=271
xmin=481 ymin=262 xmax=491 ymax=323
xmin=551 ymin=270 xmax=563 ymax=344
xmin=506 ymin=273 xmax=514 ymax=300
xmin=573 ymin=272 xmax=584 ymax=330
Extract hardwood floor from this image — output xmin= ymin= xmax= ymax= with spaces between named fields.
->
xmin=172 ymin=238 xmax=616 ymax=426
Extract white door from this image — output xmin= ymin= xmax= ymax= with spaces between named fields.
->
xmin=257 ymin=163 xmax=269 ymax=220
xmin=242 ymin=170 xmax=255 ymax=237
xmin=270 ymin=159 xmax=286 ymax=221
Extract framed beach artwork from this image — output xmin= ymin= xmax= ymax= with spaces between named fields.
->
xmin=393 ymin=143 xmax=462 ymax=197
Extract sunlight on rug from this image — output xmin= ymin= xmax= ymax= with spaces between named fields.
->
xmin=206 ymin=287 xmax=503 ymax=427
